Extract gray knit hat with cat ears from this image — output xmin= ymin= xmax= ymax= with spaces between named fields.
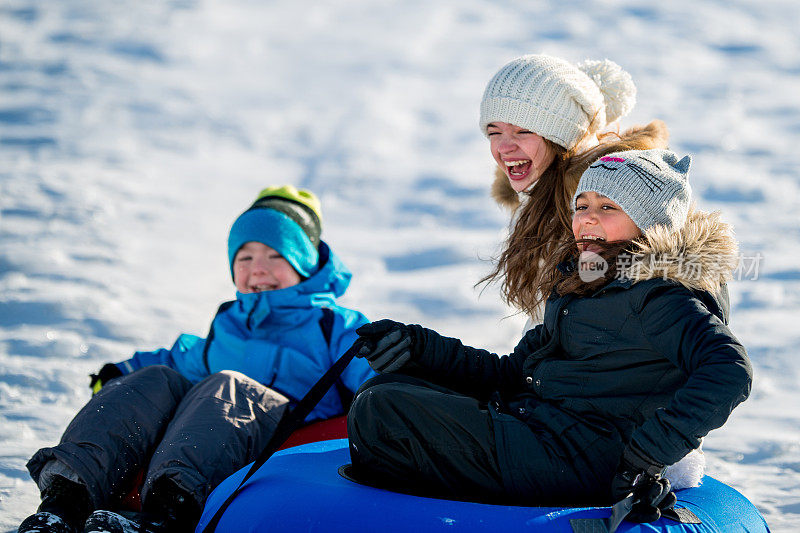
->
xmin=574 ymin=149 xmax=693 ymax=233
xmin=479 ymin=54 xmax=637 ymax=150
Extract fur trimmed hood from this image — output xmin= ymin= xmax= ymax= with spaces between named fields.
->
xmin=491 ymin=120 xmax=671 ymax=211
xmin=627 ymin=208 xmax=739 ymax=294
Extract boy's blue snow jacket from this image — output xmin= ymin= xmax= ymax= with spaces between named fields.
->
xmin=115 ymin=242 xmax=375 ymax=422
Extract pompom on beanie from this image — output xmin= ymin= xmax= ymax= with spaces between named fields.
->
xmin=479 ymin=54 xmax=637 ymax=150
xmin=228 ymin=185 xmax=323 ymax=279
xmin=573 ymin=149 xmax=692 ymax=233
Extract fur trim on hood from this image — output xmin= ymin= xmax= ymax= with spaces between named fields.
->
xmin=491 ymin=120 xmax=671 ymax=211
xmin=491 ymin=166 xmax=522 ymax=211
xmin=627 ymin=208 xmax=739 ymax=294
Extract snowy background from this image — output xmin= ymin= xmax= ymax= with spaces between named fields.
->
xmin=1 ymin=0 xmax=799 ymax=530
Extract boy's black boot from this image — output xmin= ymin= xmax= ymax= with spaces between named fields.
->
xmin=143 ymin=476 xmax=202 ymax=533
xmin=18 ymin=475 xmax=93 ymax=533
xmin=83 ymin=509 xmax=169 ymax=533
xmin=84 ymin=476 xmax=201 ymax=533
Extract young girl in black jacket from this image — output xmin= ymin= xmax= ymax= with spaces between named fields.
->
xmin=347 ymin=149 xmax=752 ymax=523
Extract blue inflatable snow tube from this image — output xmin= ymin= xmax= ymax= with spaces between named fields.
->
xmin=197 ymin=439 xmax=769 ymax=532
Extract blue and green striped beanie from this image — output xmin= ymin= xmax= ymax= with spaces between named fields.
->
xmin=228 ymin=185 xmax=323 ymax=279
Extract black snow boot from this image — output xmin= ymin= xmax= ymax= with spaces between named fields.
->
xmin=82 ymin=509 xmax=171 ymax=533
xmin=17 ymin=512 xmax=75 ymax=533
xmin=18 ymin=475 xmax=93 ymax=533
xmin=83 ymin=477 xmax=200 ymax=533
xmin=143 ymin=476 xmax=202 ymax=533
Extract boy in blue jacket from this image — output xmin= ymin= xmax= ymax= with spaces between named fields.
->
xmin=19 ymin=186 xmax=375 ymax=533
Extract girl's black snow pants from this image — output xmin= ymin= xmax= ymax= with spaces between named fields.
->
xmin=27 ymin=365 xmax=288 ymax=510
xmin=347 ymin=374 xmax=623 ymax=505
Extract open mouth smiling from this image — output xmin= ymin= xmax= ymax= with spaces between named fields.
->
xmin=505 ymin=159 xmax=532 ymax=177
xmin=250 ymin=284 xmax=278 ymax=292
xmin=578 ymin=234 xmax=606 ymax=252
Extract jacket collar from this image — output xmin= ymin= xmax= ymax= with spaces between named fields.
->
xmin=233 ymin=241 xmax=351 ymax=325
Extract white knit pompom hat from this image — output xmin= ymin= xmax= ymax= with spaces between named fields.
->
xmin=479 ymin=54 xmax=637 ymax=150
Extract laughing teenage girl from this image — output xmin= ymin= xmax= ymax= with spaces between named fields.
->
xmin=477 ymin=54 xmax=670 ymax=320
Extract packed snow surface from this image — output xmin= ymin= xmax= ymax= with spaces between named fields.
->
xmin=1 ymin=1 xmax=798 ymax=531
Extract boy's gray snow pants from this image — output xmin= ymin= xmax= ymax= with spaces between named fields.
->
xmin=27 ymin=365 xmax=288 ymax=509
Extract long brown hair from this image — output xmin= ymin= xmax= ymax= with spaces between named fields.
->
xmin=480 ymin=120 xmax=669 ymax=318
xmin=552 ymin=238 xmax=641 ymax=297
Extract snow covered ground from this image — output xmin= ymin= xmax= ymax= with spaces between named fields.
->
xmin=1 ymin=0 xmax=798 ymax=530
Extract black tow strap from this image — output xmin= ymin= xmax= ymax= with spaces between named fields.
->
xmin=201 ymin=342 xmax=360 ymax=532
xmin=606 ymin=493 xmax=635 ymax=533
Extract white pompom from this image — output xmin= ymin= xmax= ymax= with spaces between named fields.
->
xmin=578 ymin=59 xmax=637 ymax=124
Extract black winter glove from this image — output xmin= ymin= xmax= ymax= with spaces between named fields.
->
xmin=611 ymin=443 xmax=676 ymax=523
xmin=89 ymin=363 xmax=123 ymax=395
xmin=354 ymin=319 xmax=415 ymax=373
